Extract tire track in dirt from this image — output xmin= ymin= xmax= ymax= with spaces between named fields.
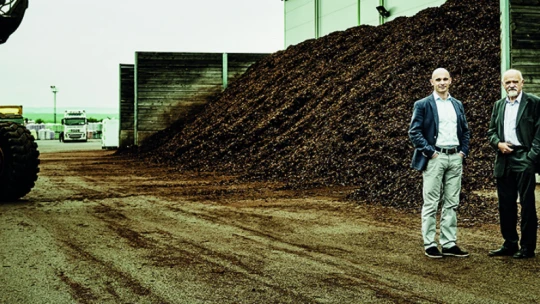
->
xmin=91 ymin=197 xmax=442 ymax=303
xmin=90 ymin=199 xmax=325 ymax=303
xmin=121 ymin=197 xmax=533 ymax=304
xmin=58 ymin=240 xmax=168 ymax=303
xmin=163 ymin=204 xmax=442 ymax=303
xmin=14 ymin=202 xmax=173 ymax=304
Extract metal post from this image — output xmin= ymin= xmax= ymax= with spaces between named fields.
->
xmin=314 ymin=0 xmax=320 ymax=39
xmin=222 ymin=53 xmax=228 ymax=89
xmin=284 ymin=0 xmax=287 ymax=49
xmin=134 ymin=53 xmax=139 ymax=146
xmin=50 ymin=85 xmax=58 ymax=124
xmin=53 ymin=91 xmax=56 ymax=124
xmin=379 ymin=0 xmax=385 ymax=25
xmin=357 ymin=0 xmax=361 ymax=26
xmin=500 ymin=0 xmax=510 ymax=98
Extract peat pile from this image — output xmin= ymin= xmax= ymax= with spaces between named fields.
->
xmin=140 ymin=0 xmax=500 ymax=223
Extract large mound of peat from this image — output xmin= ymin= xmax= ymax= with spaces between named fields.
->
xmin=140 ymin=0 xmax=501 ymax=222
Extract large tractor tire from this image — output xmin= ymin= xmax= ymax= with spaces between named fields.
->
xmin=0 ymin=122 xmax=40 ymax=202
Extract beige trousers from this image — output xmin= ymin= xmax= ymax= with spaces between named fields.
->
xmin=422 ymin=152 xmax=463 ymax=249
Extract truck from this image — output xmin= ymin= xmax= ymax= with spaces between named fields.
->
xmin=61 ymin=110 xmax=88 ymax=142
xmin=0 ymin=105 xmax=40 ymax=201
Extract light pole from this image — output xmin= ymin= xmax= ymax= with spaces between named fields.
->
xmin=50 ymin=85 xmax=58 ymax=124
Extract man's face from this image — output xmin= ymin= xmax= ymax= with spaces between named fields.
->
xmin=502 ymin=71 xmax=524 ymax=98
xmin=430 ymin=70 xmax=451 ymax=95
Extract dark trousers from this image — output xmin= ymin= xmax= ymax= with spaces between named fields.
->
xmin=496 ymin=154 xmax=538 ymax=251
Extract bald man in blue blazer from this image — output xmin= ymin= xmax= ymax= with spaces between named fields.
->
xmin=409 ymin=68 xmax=470 ymax=259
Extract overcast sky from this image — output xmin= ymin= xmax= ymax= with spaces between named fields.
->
xmin=0 ymin=0 xmax=284 ymax=112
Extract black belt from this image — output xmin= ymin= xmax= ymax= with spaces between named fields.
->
xmin=511 ymin=146 xmax=528 ymax=151
xmin=435 ymin=146 xmax=458 ymax=154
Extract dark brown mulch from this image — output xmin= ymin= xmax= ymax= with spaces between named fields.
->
xmin=133 ymin=0 xmax=501 ymax=224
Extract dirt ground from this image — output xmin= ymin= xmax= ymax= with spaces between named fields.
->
xmin=1 ymin=141 xmax=540 ymax=304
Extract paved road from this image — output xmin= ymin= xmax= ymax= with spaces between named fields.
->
xmin=35 ymin=139 xmax=109 ymax=153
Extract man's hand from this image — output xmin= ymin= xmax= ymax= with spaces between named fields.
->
xmin=498 ymin=142 xmax=514 ymax=154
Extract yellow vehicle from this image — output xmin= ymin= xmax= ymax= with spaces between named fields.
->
xmin=0 ymin=107 xmax=39 ymax=201
xmin=0 ymin=2 xmax=39 ymax=201
xmin=0 ymin=106 xmax=40 ymax=201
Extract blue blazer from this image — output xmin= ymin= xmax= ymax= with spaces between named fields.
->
xmin=408 ymin=95 xmax=470 ymax=171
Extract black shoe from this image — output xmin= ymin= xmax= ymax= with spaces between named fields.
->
xmin=425 ymin=247 xmax=443 ymax=259
xmin=442 ymin=246 xmax=469 ymax=257
xmin=513 ymin=249 xmax=535 ymax=259
xmin=488 ymin=246 xmax=518 ymax=257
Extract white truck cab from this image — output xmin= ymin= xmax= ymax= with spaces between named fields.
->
xmin=61 ymin=110 xmax=88 ymax=142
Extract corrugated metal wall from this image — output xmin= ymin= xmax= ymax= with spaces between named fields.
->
xmin=510 ymin=0 xmax=540 ymax=96
xmin=285 ymin=0 xmax=446 ymax=47
xmin=119 ymin=52 xmax=268 ymax=148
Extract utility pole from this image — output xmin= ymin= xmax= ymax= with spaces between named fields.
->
xmin=50 ymin=85 xmax=58 ymax=124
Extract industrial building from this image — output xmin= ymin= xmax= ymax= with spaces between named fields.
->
xmin=283 ymin=0 xmax=540 ymax=96
xmin=283 ymin=0 xmax=445 ymax=47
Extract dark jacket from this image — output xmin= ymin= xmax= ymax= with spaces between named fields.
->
xmin=408 ymin=94 xmax=470 ymax=171
xmin=487 ymin=92 xmax=540 ymax=177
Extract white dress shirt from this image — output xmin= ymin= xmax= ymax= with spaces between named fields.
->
xmin=503 ymin=91 xmax=523 ymax=146
xmin=434 ymin=92 xmax=459 ymax=147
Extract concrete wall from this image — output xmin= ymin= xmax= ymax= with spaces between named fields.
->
xmin=285 ymin=0 xmax=446 ymax=47
xmin=119 ymin=52 xmax=268 ymax=148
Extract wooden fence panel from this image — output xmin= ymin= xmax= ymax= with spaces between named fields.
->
xmin=511 ymin=1 xmax=540 ymax=96
xmin=119 ymin=64 xmax=135 ymax=148
xmin=131 ymin=52 xmax=268 ymax=146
